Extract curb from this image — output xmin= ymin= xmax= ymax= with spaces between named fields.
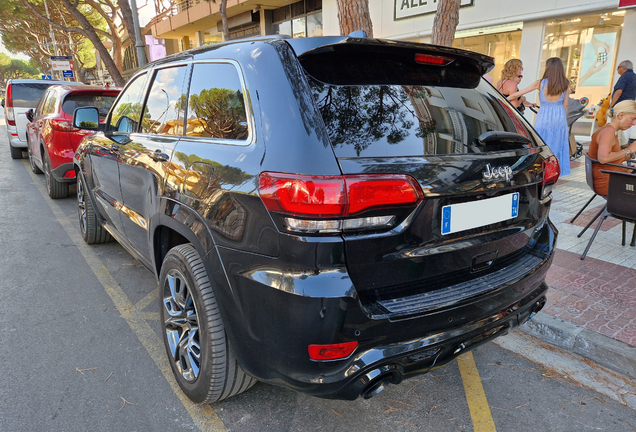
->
xmin=519 ymin=311 xmax=636 ymax=379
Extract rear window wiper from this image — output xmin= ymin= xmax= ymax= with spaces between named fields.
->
xmin=473 ymin=131 xmax=533 ymax=151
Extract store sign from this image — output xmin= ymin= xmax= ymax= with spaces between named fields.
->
xmin=51 ymin=55 xmax=73 ymax=72
xmin=395 ymin=0 xmax=474 ymax=20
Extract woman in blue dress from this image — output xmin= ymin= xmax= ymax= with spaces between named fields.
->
xmin=507 ymin=57 xmax=571 ymax=176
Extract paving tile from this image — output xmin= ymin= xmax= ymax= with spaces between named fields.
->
xmin=547 ymin=158 xmax=636 ymax=349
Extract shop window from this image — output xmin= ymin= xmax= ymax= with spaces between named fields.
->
xmin=541 ymin=12 xmax=624 ymax=104
xmin=452 ymin=30 xmax=523 ymax=84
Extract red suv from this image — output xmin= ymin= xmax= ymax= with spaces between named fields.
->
xmin=26 ymin=85 xmax=120 ymax=198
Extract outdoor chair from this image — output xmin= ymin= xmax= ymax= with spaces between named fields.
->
xmin=570 ymin=152 xmax=598 ymax=223
xmin=578 ymin=154 xmax=636 ymax=259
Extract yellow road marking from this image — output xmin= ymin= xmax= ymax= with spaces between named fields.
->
xmin=457 ymin=352 xmax=497 ymax=432
xmin=24 ymin=161 xmax=226 ymax=432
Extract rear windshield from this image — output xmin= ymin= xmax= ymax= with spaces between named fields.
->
xmin=301 ymin=55 xmax=536 ymax=158
xmin=62 ymin=93 xmax=118 ymax=117
xmin=10 ymin=84 xmax=53 ymax=108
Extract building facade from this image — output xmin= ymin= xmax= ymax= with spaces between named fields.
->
xmin=150 ymin=0 xmax=636 ymax=110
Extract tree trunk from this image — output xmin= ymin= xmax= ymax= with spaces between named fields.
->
xmin=220 ymin=0 xmax=229 ymax=41
xmin=336 ymin=0 xmax=373 ymax=38
xmin=431 ymin=0 xmax=460 ymax=47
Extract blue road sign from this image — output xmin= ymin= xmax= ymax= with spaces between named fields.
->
xmin=41 ymin=74 xmax=52 ymax=80
xmin=62 ymin=70 xmax=74 ymax=78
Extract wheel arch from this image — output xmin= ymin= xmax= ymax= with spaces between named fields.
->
xmin=151 ymin=202 xmax=217 ymax=280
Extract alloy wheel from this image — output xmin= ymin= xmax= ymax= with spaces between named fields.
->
xmin=162 ymin=268 xmax=201 ymax=383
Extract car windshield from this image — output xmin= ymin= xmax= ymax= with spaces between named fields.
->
xmin=62 ymin=93 xmax=118 ymax=117
xmin=11 ymin=84 xmax=52 ymax=108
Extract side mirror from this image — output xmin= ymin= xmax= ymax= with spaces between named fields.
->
xmin=1 ymin=99 xmax=4 ymax=108
xmin=26 ymin=109 xmax=34 ymax=122
xmin=73 ymin=107 xmax=100 ymax=130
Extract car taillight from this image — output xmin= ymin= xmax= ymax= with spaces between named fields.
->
xmin=5 ymin=84 xmax=15 ymax=126
xmin=50 ymin=119 xmax=78 ymax=132
xmin=540 ymin=155 xmax=560 ymax=199
xmin=308 ymin=342 xmax=358 ymax=361
xmin=259 ymin=172 xmax=424 ymax=234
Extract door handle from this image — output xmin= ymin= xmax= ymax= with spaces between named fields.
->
xmin=151 ymin=149 xmax=169 ymax=162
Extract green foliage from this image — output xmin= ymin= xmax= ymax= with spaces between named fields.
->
xmin=0 ymin=58 xmax=40 ymax=81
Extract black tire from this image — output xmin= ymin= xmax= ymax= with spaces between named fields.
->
xmin=43 ymin=152 xmax=69 ymax=199
xmin=77 ymin=173 xmax=112 ymax=244
xmin=10 ymin=144 xmax=22 ymax=159
xmin=28 ymin=146 xmax=43 ymax=174
xmin=159 ymin=244 xmax=256 ymax=404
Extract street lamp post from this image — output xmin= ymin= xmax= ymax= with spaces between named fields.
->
xmin=130 ymin=0 xmax=148 ymax=68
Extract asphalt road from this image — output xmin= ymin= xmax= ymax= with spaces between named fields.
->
xmin=1 ymin=110 xmax=635 ymax=432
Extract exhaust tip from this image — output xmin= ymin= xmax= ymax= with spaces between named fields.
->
xmin=362 ymin=380 xmax=387 ymax=399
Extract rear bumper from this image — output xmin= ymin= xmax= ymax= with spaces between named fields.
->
xmin=214 ymin=219 xmax=557 ymax=400
xmin=51 ymin=162 xmax=76 ymax=183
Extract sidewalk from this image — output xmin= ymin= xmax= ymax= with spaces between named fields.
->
xmin=519 ymin=149 xmax=636 ymax=378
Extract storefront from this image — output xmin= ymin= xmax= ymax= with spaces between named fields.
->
xmin=318 ymin=0 xmax=636 ymax=128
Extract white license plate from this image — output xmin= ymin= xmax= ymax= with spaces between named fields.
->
xmin=441 ymin=193 xmax=519 ymax=235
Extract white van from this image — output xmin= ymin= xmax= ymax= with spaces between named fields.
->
xmin=1 ymin=79 xmax=83 ymax=159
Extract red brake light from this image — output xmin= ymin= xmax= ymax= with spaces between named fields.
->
xmin=50 ymin=119 xmax=78 ymax=132
xmin=259 ymin=173 xmax=345 ymax=217
xmin=308 ymin=342 xmax=358 ymax=361
xmin=414 ymin=53 xmax=453 ymax=66
xmin=541 ymin=155 xmax=560 ymax=185
xmin=258 ymin=173 xmax=423 ymax=217
xmin=346 ymin=175 xmax=423 ymax=215
xmin=6 ymin=84 xmax=15 ymax=126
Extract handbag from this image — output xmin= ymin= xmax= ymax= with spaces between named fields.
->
xmin=595 ymin=94 xmax=610 ymax=127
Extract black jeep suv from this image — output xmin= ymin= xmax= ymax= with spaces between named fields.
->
xmin=73 ymin=35 xmax=559 ymax=403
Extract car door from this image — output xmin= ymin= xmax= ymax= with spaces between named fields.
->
xmin=118 ymin=64 xmax=190 ymax=264
xmin=27 ymin=89 xmax=56 ymax=167
xmin=87 ymin=72 xmax=149 ymax=240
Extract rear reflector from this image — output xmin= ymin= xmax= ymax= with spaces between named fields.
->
xmin=414 ymin=53 xmax=454 ymax=66
xmin=540 ymin=155 xmax=560 ymax=199
xmin=259 ymin=173 xmax=423 ymax=218
xmin=308 ymin=342 xmax=358 ymax=361
xmin=63 ymin=170 xmax=76 ymax=179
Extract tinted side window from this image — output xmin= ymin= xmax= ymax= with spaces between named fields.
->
xmin=108 ymin=73 xmax=148 ymax=133
xmin=35 ymin=90 xmax=50 ymax=116
xmin=42 ymin=92 xmax=58 ymax=115
xmin=185 ymin=63 xmax=248 ymax=141
xmin=140 ymin=66 xmax=188 ymax=135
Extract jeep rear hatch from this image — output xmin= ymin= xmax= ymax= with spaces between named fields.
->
xmin=292 ymin=39 xmax=558 ymax=316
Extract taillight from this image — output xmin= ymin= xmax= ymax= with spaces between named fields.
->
xmin=414 ymin=53 xmax=454 ymax=66
xmin=540 ymin=155 xmax=560 ymax=199
xmin=5 ymin=84 xmax=15 ymax=126
xmin=50 ymin=119 xmax=78 ymax=132
xmin=259 ymin=172 xmax=423 ymax=234
xmin=308 ymin=342 xmax=358 ymax=361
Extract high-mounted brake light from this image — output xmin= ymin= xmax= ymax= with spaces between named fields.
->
xmin=259 ymin=172 xmax=424 ymax=234
xmin=414 ymin=53 xmax=454 ymax=66
xmin=540 ymin=155 xmax=560 ymax=199
xmin=308 ymin=342 xmax=358 ymax=361
xmin=6 ymin=84 xmax=15 ymax=126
